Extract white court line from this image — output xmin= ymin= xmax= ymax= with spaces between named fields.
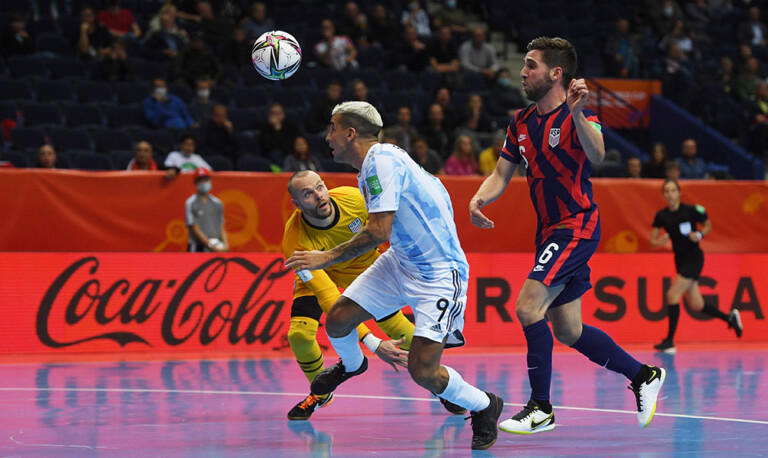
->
xmin=0 ymin=387 xmax=765 ymax=426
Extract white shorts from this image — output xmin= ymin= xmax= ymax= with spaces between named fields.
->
xmin=343 ymin=249 xmax=467 ymax=348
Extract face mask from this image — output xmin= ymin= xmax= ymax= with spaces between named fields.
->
xmin=197 ymin=181 xmax=212 ymax=193
xmin=154 ymin=87 xmax=167 ymax=98
xmin=498 ymin=77 xmax=511 ymax=87
xmin=197 ymin=89 xmax=210 ymax=99
xmin=446 ymin=0 xmax=457 ymax=8
xmin=409 ymin=2 xmax=419 ymax=10
xmin=663 ymin=5 xmax=674 ymax=17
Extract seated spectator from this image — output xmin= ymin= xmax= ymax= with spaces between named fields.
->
xmin=661 ymin=42 xmax=695 ymax=110
xmin=604 ymin=18 xmax=640 ymax=78
xmin=336 ymin=1 xmax=366 ymax=46
xmin=38 ymin=144 xmax=56 ymax=169
xmin=478 ymin=130 xmax=505 ymax=176
xmin=658 ymin=19 xmax=696 ymax=61
xmin=200 ymin=104 xmax=237 ymax=161
xmin=1 ymin=13 xmax=34 ymax=57
xmin=684 ymin=0 xmax=712 ymax=47
xmin=282 ymin=136 xmax=322 ymax=172
xmin=102 ymin=38 xmax=135 ymax=83
xmin=127 ymin=141 xmax=158 ymax=170
xmin=443 ymin=134 xmax=478 ymax=175
xmin=143 ymin=77 xmax=195 ymax=129
xmin=410 ymin=136 xmax=443 ymax=174
xmin=460 ymin=94 xmax=494 ymax=133
xmin=487 ymin=68 xmax=527 ymax=117
xmin=737 ymin=6 xmax=768 ymax=59
xmin=188 ymin=76 xmax=214 ymax=125
xmin=676 ymin=138 xmax=706 ymax=179
xmin=220 ymin=26 xmax=252 ymax=69
xmin=165 ymin=134 xmax=212 ymax=178
xmin=420 ymin=102 xmax=452 ymax=159
xmin=428 ymin=26 xmax=461 ymax=78
xmin=314 ymin=19 xmax=358 ymax=71
xmin=401 ymin=0 xmax=431 ymax=40
xmin=642 ymin=142 xmax=668 ymax=178
xmin=458 ymin=27 xmax=499 ymax=83
xmin=714 ymin=56 xmax=735 ymax=96
xmin=665 ymin=160 xmax=681 ymax=180
xmin=366 ymin=3 xmax=400 ymax=50
xmin=98 ymin=0 xmax=141 ymax=39
xmin=748 ymin=81 xmax=768 ymax=157
xmin=431 ymin=0 xmax=468 ymax=35
xmin=349 ymin=79 xmax=379 ymax=106
xmin=382 ymin=106 xmax=419 ymax=151
xmin=197 ymin=1 xmax=232 ymax=47
xmin=143 ymin=6 xmax=188 ymax=62
xmin=626 ymin=157 xmax=642 ymax=178
xmin=173 ymin=31 xmax=222 ymax=88
xmin=308 ymin=80 xmax=342 ymax=134
xmin=432 ymin=86 xmax=458 ymax=130
xmin=242 ymin=2 xmax=274 ymax=41
xmin=259 ymin=103 xmax=301 ymax=163
xmin=393 ymin=24 xmax=429 ymax=72
xmin=733 ymin=57 xmax=763 ymax=102
xmin=73 ymin=6 xmax=114 ymax=61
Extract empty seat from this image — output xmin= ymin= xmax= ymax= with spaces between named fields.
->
xmin=131 ymin=129 xmax=175 ymax=154
xmin=271 ymin=88 xmax=307 ymax=109
xmin=32 ymin=80 xmax=73 ymax=102
xmin=21 ymin=103 xmax=63 ymax=127
xmin=48 ymin=128 xmax=92 ymax=152
xmin=60 ymin=103 xmax=104 ymax=128
xmin=236 ymin=155 xmax=272 ymax=171
xmin=228 ymin=108 xmax=262 ymax=131
xmin=44 ymin=57 xmax=89 ymax=80
xmin=234 ymin=132 xmax=261 ymax=156
xmin=9 ymin=126 xmax=47 ymax=151
xmin=74 ymin=81 xmax=114 ymax=104
xmin=205 ymin=154 xmax=234 ymax=171
xmin=94 ymin=129 xmax=133 ymax=152
xmin=0 ymin=78 xmax=34 ymax=102
xmin=0 ymin=101 xmax=18 ymax=122
xmin=130 ymin=59 xmax=171 ymax=81
xmin=7 ymin=55 xmax=47 ymax=78
xmin=102 ymin=104 xmax=148 ymax=128
xmin=1 ymin=150 xmax=29 ymax=168
xmin=384 ymin=70 xmax=419 ymax=92
xmin=115 ymin=81 xmax=150 ymax=105
xmin=73 ymin=151 xmax=115 ymax=170
xmin=36 ymin=33 xmax=73 ymax=56
xmin=232 ymin=87 xmax=270 ymax=109
xmin=210 ymin=85 xmax=231 ymax=105
xmin=109 ymin=150 xmax=134 ymax=169
xmin=169 ymin=83 xmax=194 ymax=103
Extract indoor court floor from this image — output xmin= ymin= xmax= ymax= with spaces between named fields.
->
xmin=0 ymin=347 xmax=765 ymax=456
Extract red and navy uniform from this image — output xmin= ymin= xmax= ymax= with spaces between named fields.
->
xmin=501 ymin=101 xmax=603 ymax=306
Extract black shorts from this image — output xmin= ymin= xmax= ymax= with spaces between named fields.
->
xmin=674 ymin=251 xmax=704 ymax=280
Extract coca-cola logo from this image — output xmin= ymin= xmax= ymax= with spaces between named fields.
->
xmin=36 ymin=256 xmax=292 ymax=348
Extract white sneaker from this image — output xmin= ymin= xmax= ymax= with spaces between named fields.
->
xmin=629 ymin=365 xmax=666 ymax=428
xmin=499 ymin=399 xmax=555 ymax=435
xmin=728 ymin=309 xmax=743 ymax=338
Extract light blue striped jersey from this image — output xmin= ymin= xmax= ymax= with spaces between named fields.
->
xmin=357 ymin=143 xmax=468 ymax=281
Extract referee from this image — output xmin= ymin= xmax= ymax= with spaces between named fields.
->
xmin=650 ymin=179 xmax=743 ymax=353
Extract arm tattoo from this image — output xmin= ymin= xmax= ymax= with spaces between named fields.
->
xmin=326 ymin=227 xmax=381 ymax=265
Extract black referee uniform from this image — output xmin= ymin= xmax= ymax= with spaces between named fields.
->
xmin=652 ymin=203 xmax=707 ymax=279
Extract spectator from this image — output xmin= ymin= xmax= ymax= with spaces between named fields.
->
xmin=314 ymin=19 xmax=358 ymax=71
xmin=1 ymin=13 xmax=34 ymax=57
xmin=658 ymin=19 xmax=696 ymax=60
xmin=401 ymin=0 xmax=431 ymax=40
xmin=143 ymin=77 xmax=195 ymax=129
xmin=626 ymin=157 xmax=642 ymax=178
xmin=220 ymin=26 xmax=252 ymax=69
xmin=73 ymin=6 xmax=114 ymax=61
xmin=431 ymin=0 xmax=469 ymax=35
xmin=428 ymin=26 xmax=462 ymax=88
xmin=443 ymin=134 xmax=478 ymax=175
xmin=676 ymin=138 xmax=706 ymax=179
xmin=458 ymin=27 xmax=500 ymax=83
xmin=478 ymin=130 xmax=505 ymax=176
xmin=748 ymin=81 xmax=768 ymax=157
xmin=147 ymin=4 xmax=180 ymax=35
xmin=647 ymin=0 xmax=684 ymax=38
xmin=714 ymin=56 xmax=736 ymax=96
xmin=642 ymin=142 xmax=668 ymax=178
xmin=173 ymin=31 xmax=222 ymax=88
xmin=662 ymin=42 xmax=696 ymax=110
xmin=737 ymin=6 xmax=768 ymax=58
xmin=282 ymin=136 xmax=322 ymax=172
xmin=188 ymin=76 xmax=214 ymax=125
xmin=487 ymin=68 xmax=527 ymax=117
xmin=200 ymin=104 xmax=237 ymax=161
xmin=433 ymin=86 xmax=458 ymax=130
xmin=127 ymin=141 xmax=158 ymax=170
xmin=383 ymin=106 xmax=419 ymax=151
xmin=604 ymin=18 xmax=640 ymax=78
xmin=366 ymin=3 xmax=400 ymax=50
xmin=165 ymin=134 xmax=212 ymax=178
xmin=460 ymin=94 xmax=494 ymax=133
xmin=98 ymin=0 xmax=141 ymax=39
xmin=242 ymin=2 xmax=274 ymax=41
xmin=260 ymin=103 xmax=302 ymax=164
xmin=308 ymin=80 xmax=343 ymax=134
xmin=197 ymin=1 xmax=232 ymax=47
xmin=337 ymin=1 xmax=366 ymax=46
xmin=665 ymin=160 xmax=681 ymax=180
xmin=683 ymin=0 xmax=712 ymax=47
xmin=349 ymin=79 xmax=379 ymax=106
xmin=101 ymin=38 xmax=135 ymax=83
xmin=393 ymin=24 xmax=429 ymax=72
xmin=186 ymin=167 xmax=228 ymax=252
xmin=420 ymin=102 xmax=452 ymax=159
xmin=733 ymin=57 xmax=763 ymax=102
xmin=37 ymin=144 xmax=56 ymax=169
xmin=410 ymin=136 xmax=443 ymax=174
xmin=142 ymin=6 xmax=188 ymax=62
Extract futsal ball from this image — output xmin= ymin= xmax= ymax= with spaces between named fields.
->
xmin=251 ymin=30 xmax=302 ymax=81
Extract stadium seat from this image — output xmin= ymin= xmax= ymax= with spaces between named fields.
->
xmin=0 ymin=78 xmax=34 ymax=102
xmin=228 ymin=108 xmax=262 ymax=131
xmin=232 ymin=87 xmax=271 ymax=109
xmin=36 ymin=33 xmax=73 ymax=56
xmin=60 ymin=103 xmax=104 ymax=129
xmin=131 ymin=59 xmax=171 ymax=81
xmin=169 ymin=83 xmax=194 ymax=104
xmin=234 ymin=132 xmax=262 ymax=157
xmin=210 ymin=85 xmax=231 ymax=106
xmin=109 ymin=150 xmax=134 ymax=169
xmin=0 ymin=101 xmax=18 ymax=122
xmin=131 ymin=129 xmax=175 ymax=154
xmin=236 ymin=155 xmax=272 ymax=171
xmin=9 ymin=126 xmax=47 ymax=151
xmin=74 ymin=81 xmax=114 ymax=104
xmin=384 ymin=70 xmax=419 ymax=92
xmin=48 ymin=128 xmax=93 ymax=152
xmin=44 ymin=57 xmax=89 ymax=80
xmin=32 ymin=80 xmax=73 ymax=102
xmin=73 ymin=151 xmax=115 ymax=170
xmin=102 ymin=104 xmax=148 ymax=129
xmin=1 ymin=150 xmax=29 ymax=168
xmin=115 ymin=81 xmax=150 ymax=105
xmin=20 ymin=103 xmax=63 ymax=128
xmin=271 ymin=88 xmax=307 ymax=109
xmin=7 ymin=55 xmax=47 ymax=78
xmin=94 ymin=129 xmax=133 ymax=152
xmin=205 ymin=155 xmax=234 ymax=171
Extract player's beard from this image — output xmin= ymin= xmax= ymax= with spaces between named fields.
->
xmin=524 ymin=74 xmax=555 ymax=102
xmin=304 ymin=199 xmax=333 ymax=220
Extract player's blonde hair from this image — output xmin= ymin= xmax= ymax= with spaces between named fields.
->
xmin=331 ymin=101 xmax=383 ymax=138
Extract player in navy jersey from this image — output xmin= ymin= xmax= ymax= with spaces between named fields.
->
xmin=470 ymin=37 xmax=665 ymax=434
xmin=651 ymin=179 xmax=742 ymax=354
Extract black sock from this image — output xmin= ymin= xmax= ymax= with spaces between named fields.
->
xmin=701 ymin=303 xmax=729 ymax=322
xmin=533 ymin=399 xmax=552 ymax=414
xmin=666 ymin=305 xmax=680 ymax=342
xmin=631 ymin=365 xmax=650 ymax=387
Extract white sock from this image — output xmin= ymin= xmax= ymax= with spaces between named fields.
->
xmin=438 ymin=365 xmax=490 ymax=412
xmin=328 ymin=330 xmax=364 ymax=373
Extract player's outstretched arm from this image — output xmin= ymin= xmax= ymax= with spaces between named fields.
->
xmin=470 ymin=157 xmax=517 ymax=229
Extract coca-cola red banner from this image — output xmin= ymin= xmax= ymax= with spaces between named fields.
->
xmin=0 ymin=252 xmax=764 ymax=356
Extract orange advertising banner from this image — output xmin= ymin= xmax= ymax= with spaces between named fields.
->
xmin=0 ymin=170 xmax=766 ymax=253
xmin=586 ymin=78 xmax=662 ymax=128
xmin=0 ymin=252 xmax=764 ymax=356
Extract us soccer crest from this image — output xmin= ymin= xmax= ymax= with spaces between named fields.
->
xmin=548 ymin=128 xmax=560 ymax=148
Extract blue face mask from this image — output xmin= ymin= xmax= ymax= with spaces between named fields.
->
xmin=446 ymin=0 xmax=457 ymax=8
xmin=197 ymin=181 xmax=212 ymax=193
xmin=498 ymin=77 xmax=511 ymax=87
